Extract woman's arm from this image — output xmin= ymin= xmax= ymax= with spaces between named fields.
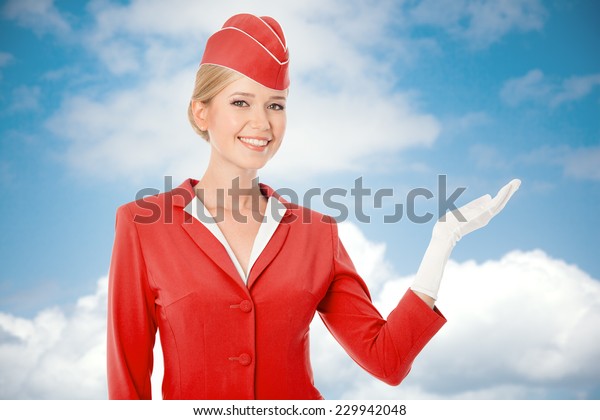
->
xmin=317 ymin=221 xmax=446 ymax=386
xmin=107 ymin=205 xmax=157 ymax=399
xmin=412 ymin=291 xmax=435 ymax=309
xmin=318 ymin=179 xmax=520 ymax=385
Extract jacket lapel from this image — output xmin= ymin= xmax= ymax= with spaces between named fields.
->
xmin=181 ymin=220 xmax=246 ymax=289
xmin=247 ymin=220 xmax=290 ymax=289
xmin=172 ymin=178 xmax=246 ymax=290
xmin=247 ymin=183 xmax=295 ymax=289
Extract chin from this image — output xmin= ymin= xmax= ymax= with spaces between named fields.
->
xmin=236 ymin=160 xmax=268 ymax=172
xmin=241 ymin=156 xmax=275 ymax=171
xmin=250 ymin=161 xmax=269 ymax=171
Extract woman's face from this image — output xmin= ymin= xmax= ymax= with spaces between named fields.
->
xmin=200 ymin=76 xmax=287 ymax=172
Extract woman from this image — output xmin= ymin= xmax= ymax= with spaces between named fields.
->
xmin=107 ymin=13 xmax=519 ymax=400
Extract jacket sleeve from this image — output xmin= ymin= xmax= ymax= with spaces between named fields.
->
xmin=317 ymin=218 xmax=446 ymax=385
xmin=107 ymin=204 xmax=157 ymax=399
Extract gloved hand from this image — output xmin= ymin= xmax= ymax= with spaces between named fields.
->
xmin=410 ymin=179 xmax=521 ymax=300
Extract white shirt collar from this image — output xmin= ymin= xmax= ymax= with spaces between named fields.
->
xmin=184 ymin=194 xmax=287 ymax=284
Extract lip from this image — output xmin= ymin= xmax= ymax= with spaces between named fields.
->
xmin=238 ymin=136 xmax=272 ymax=151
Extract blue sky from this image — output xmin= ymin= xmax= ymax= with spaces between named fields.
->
xmin=0 ymin=0 xmax=599 ymax=400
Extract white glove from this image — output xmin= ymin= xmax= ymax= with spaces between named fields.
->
xmin=410 ymin=179 xmax=521 ymax=300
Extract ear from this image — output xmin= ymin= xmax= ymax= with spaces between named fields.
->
xmin=191 ymin=100 xmax=209 ymax=131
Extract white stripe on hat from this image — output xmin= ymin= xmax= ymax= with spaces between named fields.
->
xmin=217 ymin=26 xmax=289 ymax=65
xmin=256 ymin=16 xmax=288 ymax=52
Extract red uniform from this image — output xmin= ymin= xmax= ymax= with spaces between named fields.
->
xmin=107 ymin=178 xmax=446 ymax=399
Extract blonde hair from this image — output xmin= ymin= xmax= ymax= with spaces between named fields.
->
xmin=187 ymin=64 xmax=243 ymax=141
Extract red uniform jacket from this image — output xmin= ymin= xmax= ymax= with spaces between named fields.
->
xmin=107 ymin=178 xmax=446 ymax=399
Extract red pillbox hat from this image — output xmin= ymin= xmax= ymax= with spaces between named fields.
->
xmin=200 ymin=13 xmax=290 ymax=90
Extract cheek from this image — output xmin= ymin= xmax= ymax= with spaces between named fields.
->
xmin=272 ymin=114 xmax=287 ymax=137
xmin=209 ymin=108 xmax=245 ymax=135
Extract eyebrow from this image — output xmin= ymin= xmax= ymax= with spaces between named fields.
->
xmin=229 ymin=92 xmax=287 ymax=101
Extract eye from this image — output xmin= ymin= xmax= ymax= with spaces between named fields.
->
xmin=268 ymin=103 xmax=285 ymax=111
xmin=231 ymin=100 xmax=249 ymax=107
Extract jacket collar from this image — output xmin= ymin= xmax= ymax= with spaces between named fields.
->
xmin=171 ymin=178 xmax=293 ymax=218
xmin=173 ymin=178 xmax=293 ymax=291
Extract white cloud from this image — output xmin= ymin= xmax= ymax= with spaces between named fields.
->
xmin=0 ymin=278 xmax=108 ymax=399
xmin=500 ymin=69 xmax=600 ymax=108
xmin=1 ymin=223 xmax=599 ymax=400
xmin=407 ymin=0 xmax=547 ymax=49
xmin=2 ymin=0 xmax=71 ymax=36
xmin=9 ymin=85 xmax=42 ymax=112
xmin=45 ymin=68 xmax=206 ymax=184
xmin=563 ymin=146 xmax=600 ymax=181
xmin=466 ymin=141 xmax=600 ymax=183
xmin=452 ymin=111 xmax=491 ymax=130
xmin=80 ymin=0 xmax=411 ymax=82
xmin=0 ymin=51 xmax=13 ymax=67
xmin=312 ymin=228 xmax=600 ymax=399
xmin=262 ymin=83 xmax=440 ymax=181
xmin=500 ymin=69 xmax=550 ymax=106
xmin=518 ymin=144 xmax=600 ymax=182
xmin=442 ymin=111 xmax=492 ymax=145
xmin=468 ymin=143 xmax=509 ymax=170
xmin=0 ymin=160 xmax=14 ymax=186
xmin=0 ymin=51 xmax=14 ymax=81
xmin=551 ymin=74 xmax=600 ymax=107
xmin=43 ymin=0 xmax=440 ymax=184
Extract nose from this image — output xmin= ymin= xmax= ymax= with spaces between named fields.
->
xmin=250 ymin=106 xmax=270 ymax=131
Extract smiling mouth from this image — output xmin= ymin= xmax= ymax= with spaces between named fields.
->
xmin=238 ymin=137 xmax=271 ymax=147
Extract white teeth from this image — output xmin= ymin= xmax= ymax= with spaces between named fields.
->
xmin=239 ymin=137 xmax=269 ymax=147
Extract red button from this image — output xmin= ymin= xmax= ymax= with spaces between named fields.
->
xmin=239 ymin=300 xmax=253 ymax=313
xmin=238 ymin=353 xmax=252 ymax=366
